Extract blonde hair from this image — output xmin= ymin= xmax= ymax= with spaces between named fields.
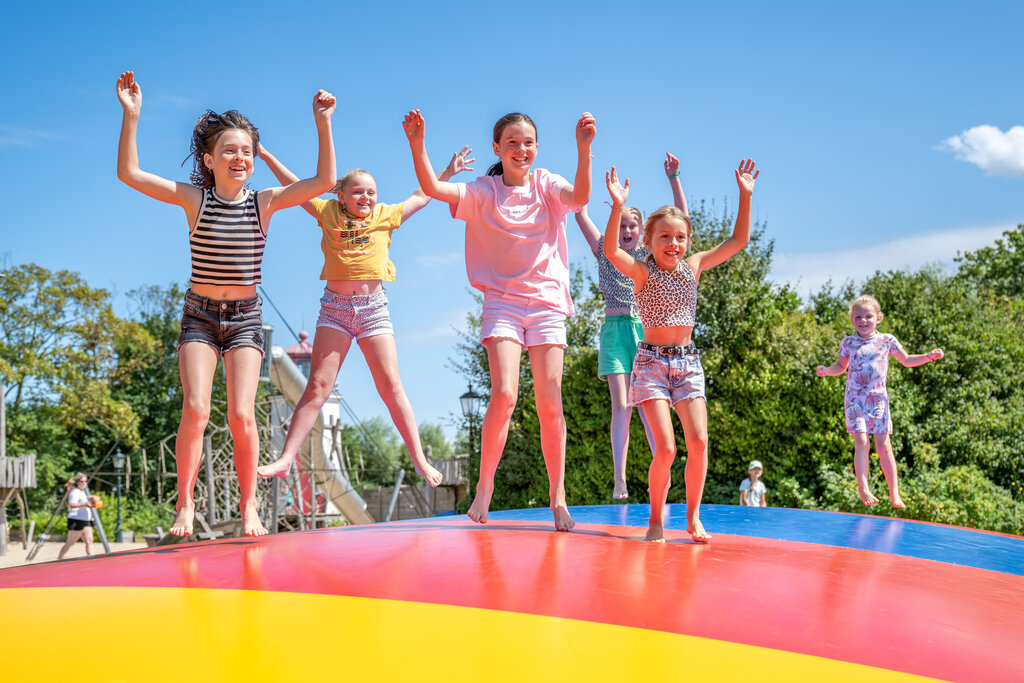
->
xmin=643 ymin=205 xmax=693 ymax=247
xmin=331 ymin=169 xmax=375 ymax=194
xmin=848 ymin=294 xmax=882 ymax=316
xmin=65 ymin=473 xmax=87 ymax=491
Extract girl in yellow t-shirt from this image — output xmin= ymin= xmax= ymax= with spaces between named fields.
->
xmin=256 ymin=144 xmax=473 ymax=486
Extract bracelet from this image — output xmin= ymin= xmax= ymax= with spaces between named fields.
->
xmin=668 ymin=172 xmax=680 ymax=178
xmin=610 ymin=204 xmax=624 ymax=210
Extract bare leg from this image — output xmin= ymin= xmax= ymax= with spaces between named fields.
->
xmin=359 ymin=333 xmax=442 ymax=487
xmin=224 ymin=345 xmax=267 ymax=537
xmin=172 ymin=342 xmax=219 ymax=536
xmin=58 ymin=528 xmax=84 ymax=559
xmin=529 ymin=344 xmax=574 ymax=531
xmin=638 ymin=399 xmax=675 ymax=542
xmin=258 ymin=327 xmax=352 ymax=478
xmin=853 ymin=433 xmax=879 ymax=505
xmin=875 ymin=433 xmax=904 ymax=508
xmin=467 ymin=339 xmax=522 ymax=524
xmin=676 ymin=397 xmax=711 ymax=543
xmin=82 ymin=525 xmax=94 ymax=555
xmin=607 ymin=373 xmax=632 ymax=499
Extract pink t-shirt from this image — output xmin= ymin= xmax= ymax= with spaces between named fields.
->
xmin=452 ymin=168 xmax=579 ymax=315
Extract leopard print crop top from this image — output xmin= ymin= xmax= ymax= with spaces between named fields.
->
xmin=635 ymin=254 xmax=697 ymax=327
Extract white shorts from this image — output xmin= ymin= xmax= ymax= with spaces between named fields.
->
xmin=481 ymin=291 xmax=567 ymax=348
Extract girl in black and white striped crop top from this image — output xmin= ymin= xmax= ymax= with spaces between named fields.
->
xmin=601 ymin=160 xmax=760 ymax=546
xmin=115 ymin=70 xmax=338 ymax=540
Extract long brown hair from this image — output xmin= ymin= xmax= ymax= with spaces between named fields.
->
xmin=185 ymin=109 xmax=260 ymax=188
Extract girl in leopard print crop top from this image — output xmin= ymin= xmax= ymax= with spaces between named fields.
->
xmin=601 ymin=160 xmax=759 ymax=546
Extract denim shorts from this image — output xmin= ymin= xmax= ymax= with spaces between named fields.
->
xmin=598 ymin=314 xmax=643 ymax=379
xmin=316 ymin=288 xmax=394 ymax=339
xmin=481 ymin=290 xmax=567 ymax=348
xmin=628 ymin=342 xmax=706 ymax=406
xmin=177 ymin=290 xmax=264 ymax=355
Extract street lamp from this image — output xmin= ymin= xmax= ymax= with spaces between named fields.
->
xmin=459 ymin=384 xmax=483 ymax=465
xmin=112 ymin=450 xmax=126 ymax=543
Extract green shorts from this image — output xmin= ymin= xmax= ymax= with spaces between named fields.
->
xmin=598 ymin=314 xmax=644 ymax=379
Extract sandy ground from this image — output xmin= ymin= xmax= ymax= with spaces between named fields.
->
xmin=0 ymin=539 xmax=149 ymax=569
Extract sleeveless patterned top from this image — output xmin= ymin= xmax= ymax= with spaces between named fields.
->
xmin=189 ymin=188 xmax=266 ymax=286
xmin=636 ymin=254 xmax=697 ymax=327
xmin=596 ymin=236 xmax=648 ymax=311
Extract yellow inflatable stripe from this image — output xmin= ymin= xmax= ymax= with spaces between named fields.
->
xmin=1 ymin=587 xmax=939 ymax=682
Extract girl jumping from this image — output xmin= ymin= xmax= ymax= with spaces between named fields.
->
xmin=816 ymin=295 xmax=943 ymax=508
xmin=254 ymin=143 xmax=475 ymax=487
xmin=116 ymin=71 xmax=337 ymax=536
xmin=603 ymin=160 xmax=759 ymax=543
xmin=403 ymin=109 xmax=596 ymax=531
xmin=574 ymin=152 xmax=689 ymax=499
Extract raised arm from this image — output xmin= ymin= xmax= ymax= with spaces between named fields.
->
xmin=688 ymin=159 xmax=759 ymax=276
xmin=403 ymin=110 xmax=461 ymax=205
xmin=257 ymin=144 xmax=318 ymax=219
xmin=260 ymin=90 xmax=337 ymax=217
xmin=602 ymin=167 xmax=649 ymax=285
xmin=893 ymin=347 xmax=944 ymax=368
xmin=115 ymin=71 xmax=201 ymax=216
xmin=401 ymin=146 xmax=474 ymax=221
xmin=559 ymin=112 xmax=596 ymax=207
xmin=664 ymin=152 xmax=689 ymax=216
xmin=574 ymin=205 xmax=601 ymax=254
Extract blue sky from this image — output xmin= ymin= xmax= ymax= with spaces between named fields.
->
xmin=2 ymin=1 xmax=1023 ymax=442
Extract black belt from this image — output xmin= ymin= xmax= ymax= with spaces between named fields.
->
xmin=638 ymin=341 xmax=700 ymax=356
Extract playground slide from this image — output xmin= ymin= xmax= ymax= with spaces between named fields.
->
xmin=268 ymin=346 xmax=374 ymax=525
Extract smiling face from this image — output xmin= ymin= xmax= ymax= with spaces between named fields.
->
xmin=618 ymin=210 xmax=642 ymax=250
xmin=337 ymin=172 xmax=377 ymax=219
xmin=850 ymin=304 xmax=882 ymax=338
xmin=492 ymin=120 xmax=537 ymax=179
xmin=645 ymin=216 xmax=691 ymax=269
xmin=204 ymin=128 xmax=255 ymax=186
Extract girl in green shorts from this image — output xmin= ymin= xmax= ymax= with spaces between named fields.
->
xmin=574 ymin=153 xmax=689 ymax=499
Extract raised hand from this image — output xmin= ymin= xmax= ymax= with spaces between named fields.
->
xmin=445 ymin=146 xmax=475 ymax=176
xmin=576 ymin=111 xmax=596 ymax=148
xmin=606 ymin=166 xmax=629 ymax=207
xmin=403 ymin=109 xmax=426 ymax=145
xmin=116 ymin=71 xmax=142 ymax=116
xmin=664 ymin=152 xmax=680 ymax=177
xmin=313 ymin=89 xmax=336 ymax=121
xmin=735 ymin=158 xmax=759 ymax=195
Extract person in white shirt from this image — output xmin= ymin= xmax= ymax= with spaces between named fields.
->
xmin=59 ymin=473 xmax=97 ymax=559
xmin=739 ymin=460 xmax=767 ymax=507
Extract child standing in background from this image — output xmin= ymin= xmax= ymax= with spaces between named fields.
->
xmin=739 ymin=460 xmax=767 ymax=507
xmin=574 ymin=153 xmax=689 ymax=499
xmin=115 ymin=71 xmax=337 ymax=537
xmin=603 ymin=160 xmax=759 ymax=543
xmin=816 ymin=295 xmax=943 ymax=508
xmin=254 ymin=144 xmax=474 ymax=486
xmin=403 ymin=108 xmax=595 ymax=532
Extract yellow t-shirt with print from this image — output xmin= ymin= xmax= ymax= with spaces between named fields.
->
xmin=310 ymin=198 xmax=405 ymax=281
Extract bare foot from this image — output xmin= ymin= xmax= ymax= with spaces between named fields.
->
xmin=644 ymin=522 xmax=665 ymax=542
xmin=257 ymin=456 xmax=293 ymax=479
xmin=612 ymin=480 xmax=629 ymax=500
xmin=170 ymin=504 xmax=195 ymax=537
xmin=859 ymin=488 xmax=880 ymax=506
xmin=467 ymin=487 xmax=493 ymax=524
xmin=552 ymin=504 xmax=575 ymax=532
xmin=688 ymin=519 xmax=712 ymax=543
xmin=415 ymin=462 xmax=443 ymax=488
xmin=890 ymin=492 xmax=906 ymax=509
xmin=242 ymin=504 xmax=268 ymax=537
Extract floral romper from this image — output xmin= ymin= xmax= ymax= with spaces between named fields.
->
xmin=839 ymin=333 xmax=903 ymax=434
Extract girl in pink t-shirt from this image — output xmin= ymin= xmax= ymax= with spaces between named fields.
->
xmin=404 ymin=109 xmax=596 ymax=531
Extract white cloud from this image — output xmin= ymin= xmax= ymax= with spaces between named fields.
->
xmin=0 ymin=126 xmax=60 ymax=148
xmin=770 ymin=224 xmax=1013 ymax=296
xmin=415 ymin=252 xmax=463 ymax=268
xmin=939 ymin=125 xmax=1024 ymax=177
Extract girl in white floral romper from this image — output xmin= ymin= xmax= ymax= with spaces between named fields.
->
xmin=817 ymin=295 xmax=943 ymax=508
